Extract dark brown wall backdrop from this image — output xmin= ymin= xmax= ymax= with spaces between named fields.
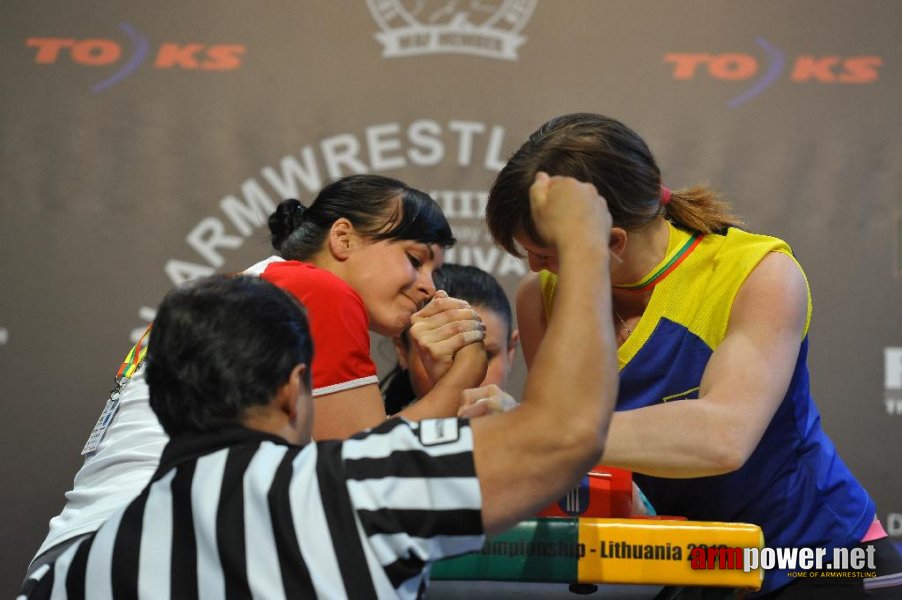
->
xmin=2 ymin=1 xmax=900 ymax=592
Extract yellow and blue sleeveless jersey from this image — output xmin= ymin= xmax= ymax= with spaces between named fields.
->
xmin=539 ymin=223 xmax=875 ymax=595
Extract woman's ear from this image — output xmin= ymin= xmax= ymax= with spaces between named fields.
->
xmin=327 ymin=218 xmax=356 ymax=260
xmin=507 ymin=328 xmax=520 ymax=365
xmin=609 ymin=227 xmax=628 ymax=261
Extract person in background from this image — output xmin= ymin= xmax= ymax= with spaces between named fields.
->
xmin=381 ymin=263 xmax=520 ymax=416
xmin=25 ymin=174 xmax=486 ymax=581
xmin=485 ymin=112 xmax=902 ymax=598
xmin=20 ymin=172 xmax=619 ymax=599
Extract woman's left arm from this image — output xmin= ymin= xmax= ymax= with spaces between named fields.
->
xmin=600 ymin=251 xmax=809 ymax=478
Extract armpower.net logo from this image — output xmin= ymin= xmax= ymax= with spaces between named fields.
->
xmin=689 ymin=544 xmax=877 ymax=579
xmin=24 ymin=23 xmax=245 ymax=93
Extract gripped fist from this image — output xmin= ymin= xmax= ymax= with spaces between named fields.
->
xmin=458 ymin=384 xmax=519 ymax=419
xmin=529 ymin=172 xmax=613 ymax=252
xmin=409 ymin=290 xmax=486 ymax=384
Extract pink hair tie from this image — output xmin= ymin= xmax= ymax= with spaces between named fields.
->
xmin=661 ymin=185 xmax=672 ymax=206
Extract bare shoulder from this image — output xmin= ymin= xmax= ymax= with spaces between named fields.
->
xmin=731 ymin=251 xmax=808 ymax=334
xmin=516 ymin=271 xmax=542 ymax=300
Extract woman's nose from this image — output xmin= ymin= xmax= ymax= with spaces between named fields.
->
xmin=417 ymin=269 xmax=437 ymax=297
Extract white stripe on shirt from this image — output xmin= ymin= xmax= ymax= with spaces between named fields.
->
xmin=138 ymin=470 xmax=176 ymax=597
xmin=347 ymin=476 xmax=482 ymax=511
xmin=342 ymin=419 xmax=475 ymax=460
xmin=242 ymin=255 xmax=284 ymax=276
xmin=243 ymin=442 xmax=289 ymax=600
xmin=288 ymin=445 xmax=347 ymax=599
xmin=84 ymin=507 xmax=127 ymax=600
xmin=192 ymin=449 xmax=228 ymax=600
xmin=49 ymin=543 xmax=81 ymax=598
xmin=312 ymin=375 xmax=380 ymax=397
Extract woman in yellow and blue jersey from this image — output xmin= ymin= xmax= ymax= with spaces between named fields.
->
xmin=485 ymin=113 xmax=902 ymax=598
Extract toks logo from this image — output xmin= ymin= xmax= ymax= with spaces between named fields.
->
xmin=664 ymin=37 xmax=882 ymax=108
xmin=26 ymin=23 xmax=245 ymax=93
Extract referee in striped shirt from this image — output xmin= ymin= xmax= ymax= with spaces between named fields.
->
xmin=20 ymin=173 xmax=618 ymax=599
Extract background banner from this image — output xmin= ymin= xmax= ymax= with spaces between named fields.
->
xmin=2 ymin=1 xmax=900 ymax=592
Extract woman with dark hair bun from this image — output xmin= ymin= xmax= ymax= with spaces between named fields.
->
xmin=27 ymin=174 xmax=487 ymax=579
xmin=486 ymin=113 xmax=902 ymax=597
xmin=250 ymin=174 xmax=488 ymax=439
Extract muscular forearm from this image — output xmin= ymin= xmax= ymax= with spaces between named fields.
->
xmin=396 ymin=343 xmax=486 ymax=421
xmin=474 ymin=174 xmax=620 ymax=534
xmin=523 ymin=245 xmax=617 ymax=459
xmin=600 ymin=400 xmax=754 ymax=478
xmin=476 ymin=244 xmax=617 ymax=534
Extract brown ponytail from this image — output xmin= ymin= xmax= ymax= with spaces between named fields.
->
xmin=665 ymin=184 xmax=743 ymax=234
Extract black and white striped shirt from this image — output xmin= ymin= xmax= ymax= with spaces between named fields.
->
xmin=20 ymin=417 xmax=484 ymax=599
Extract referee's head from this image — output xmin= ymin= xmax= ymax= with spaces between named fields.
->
xmin=146 ymin=274 xmax=315 ymax=443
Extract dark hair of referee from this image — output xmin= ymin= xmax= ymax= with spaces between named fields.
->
xmin=146 ymin=274 xmax=314 ymax=437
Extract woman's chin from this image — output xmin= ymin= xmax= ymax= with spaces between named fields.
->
xmin=371 ymin=316 xmax=409 ymax=338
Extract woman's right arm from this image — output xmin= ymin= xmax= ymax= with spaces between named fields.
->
xmin=516 ymin=271 xmax=548 ymax=370
xmin=316 ymin=306 xmax=488 ymax=439
xmin=312 ymin=348 xmax=486 ymax=441
xmin=397 ymin=342 xmax=487 ymax=421
xmin=312 ymin=384 xmax=390 ymax=440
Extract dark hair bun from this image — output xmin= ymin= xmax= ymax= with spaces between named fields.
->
xmin=268 ymin=199 xmax=306 ymax=251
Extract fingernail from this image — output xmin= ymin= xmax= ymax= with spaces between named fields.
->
xmin=463 ymin=330 xmax=483 ymax=343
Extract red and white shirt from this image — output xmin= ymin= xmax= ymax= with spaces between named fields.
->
xmin=246 ymin=256 xmax=379 ymax=396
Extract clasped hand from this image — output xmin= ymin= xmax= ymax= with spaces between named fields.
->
xmin=408 ymin=290 xmax=486 ymax=384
